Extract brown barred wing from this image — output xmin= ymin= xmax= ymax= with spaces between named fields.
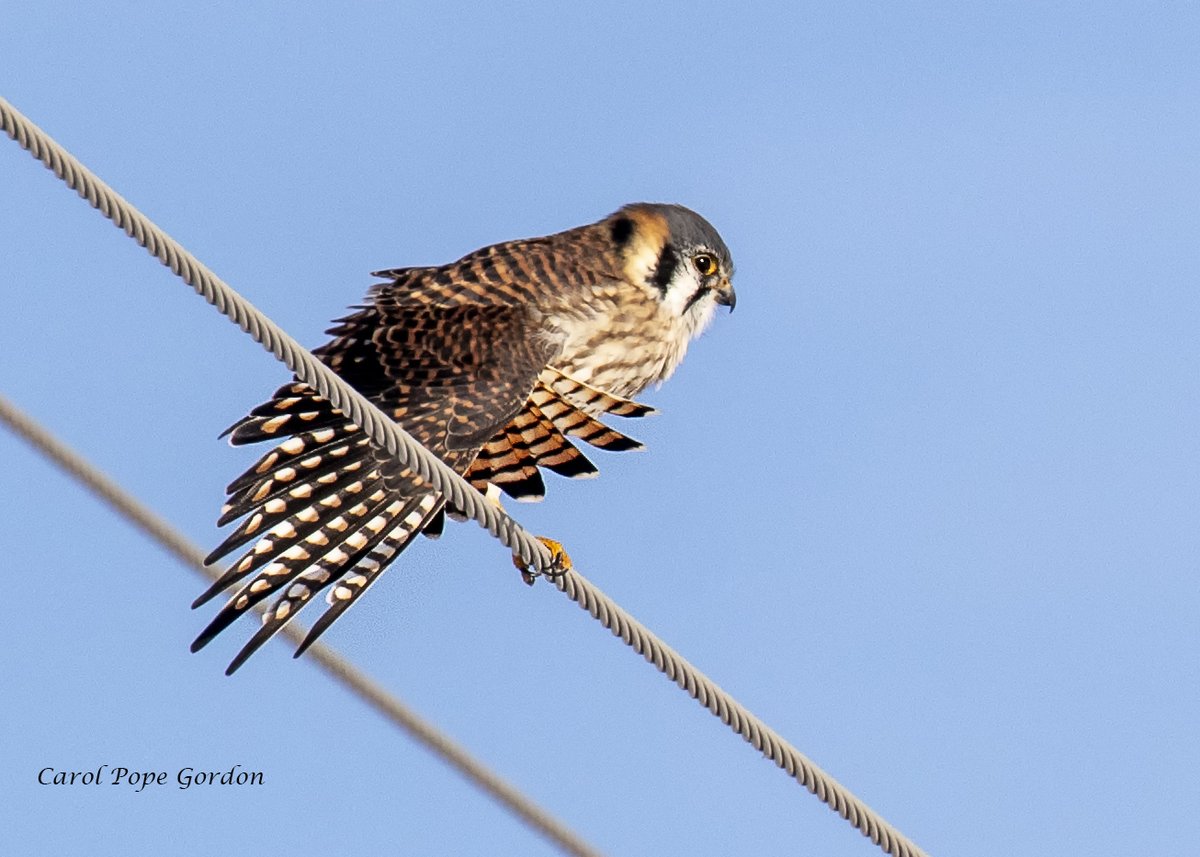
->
xmin=462 ymin=368 xmax=655 ymax=502
xmin=369 ymin=219 xmax=620 ymax=309
xmin=197 ymin=299 xmax=555 ymax=672
xmin=540 ymin=366 xmax=658 ymax=418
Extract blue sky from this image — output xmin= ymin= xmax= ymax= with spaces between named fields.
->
xmin=2 ymin=3 xmax=1197 ymax=855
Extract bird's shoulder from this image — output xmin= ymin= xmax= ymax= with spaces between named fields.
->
xmin=369 ymin=222 xmax=627 ymax=308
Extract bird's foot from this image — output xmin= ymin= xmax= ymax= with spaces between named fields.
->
xmin=513 ymin=536 xmax=573 ymax=586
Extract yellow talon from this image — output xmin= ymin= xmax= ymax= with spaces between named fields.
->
xmin=513 ymin=536 xmax=572 ymax=586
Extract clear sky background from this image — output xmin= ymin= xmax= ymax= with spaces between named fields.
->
xmin=2 ymin=3 xmax=1197 ymax=855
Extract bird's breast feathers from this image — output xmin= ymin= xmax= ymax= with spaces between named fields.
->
xmin=542 ymin=288 xmax=706 ymax=398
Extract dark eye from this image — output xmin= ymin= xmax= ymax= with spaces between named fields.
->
xmin=693 ymin=254 xmax=718 ymax=277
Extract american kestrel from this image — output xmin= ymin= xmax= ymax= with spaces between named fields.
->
xmin=192 ymin=203 xmax=735 ymax=673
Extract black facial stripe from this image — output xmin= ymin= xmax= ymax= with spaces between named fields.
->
xmin=610 ymin=216 xmax=634 ymax=248
xmin=683 ymin=285 xmax=710 ymax=314
xmin=650 ymin=243 xmax=677 ymax=295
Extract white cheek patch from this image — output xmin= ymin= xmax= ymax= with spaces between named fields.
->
xmin=662 ymin=266 xmax=719 ymax=341
xmin=660 ymin=266 xmax=704 ymax=318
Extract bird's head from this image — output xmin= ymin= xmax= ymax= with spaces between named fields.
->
xmin=611 ymin=203 xmax=736 ymax=335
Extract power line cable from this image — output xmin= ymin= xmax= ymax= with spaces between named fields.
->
xmin=2 ymin=95 xmax=930 ymax=857
xmin=0 ymin=393 xmax=605 ymax=857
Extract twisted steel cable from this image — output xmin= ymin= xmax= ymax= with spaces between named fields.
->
xmin=2 ymin=95 xmax=929 ymax=857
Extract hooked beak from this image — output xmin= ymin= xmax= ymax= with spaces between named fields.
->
xmin=713 ymin=279 xmax=737 ymax=312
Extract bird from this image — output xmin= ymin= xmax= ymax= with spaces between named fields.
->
xmin=191 ymin=202 xmax=736 ymax=674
